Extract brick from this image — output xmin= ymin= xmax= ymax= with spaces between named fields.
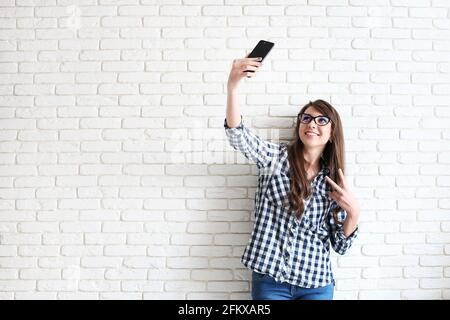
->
xmin=0 ymin=280 xmax=36 ymax=291
xmin=167 ymin=257 xmax=208 ymax=269
xmin=78 ymin=280 xmax=120 ymax=292
xmin=0 ymin=257 xmax=36 ymax=268
xmin=362 ymin=267 xmax=403 ymax=279
xmin=404 ymin=267 xmax=443 ymax=278
xmin=359 ymin=290 xmax=401 ymax=300
xmin=377 ymin=278 xmax=419 ymax=289
xmin=121 ymin=281 xmax=163 ymax=292
xmin=81 ymin=257 xmax=122 ymax=268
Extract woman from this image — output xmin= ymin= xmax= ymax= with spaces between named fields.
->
xmin=224 ymin=55 xmax=361 ymax=300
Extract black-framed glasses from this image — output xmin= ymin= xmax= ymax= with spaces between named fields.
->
xmin=297 ymin=113 xmax=332 ymax=126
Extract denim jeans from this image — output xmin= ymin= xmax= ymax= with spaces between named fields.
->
xmin=251 ymin=271 xmax=334 ymax=300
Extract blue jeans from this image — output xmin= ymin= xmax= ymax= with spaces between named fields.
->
xmin=251 ymin=271 xmax=334 ymax=300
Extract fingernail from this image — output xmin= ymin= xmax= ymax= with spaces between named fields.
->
xmin=258 ymin=57 xmax=262 ymax=61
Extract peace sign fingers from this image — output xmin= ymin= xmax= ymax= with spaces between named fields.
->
xmin=325 ymin=168 xmax=349 ymax=193
xmin=325 ymin=175 xmax=344 ymax=194
xmin=337 ymin=168 xmax=348 ymax=190
xmin=325 ymin=168 xmax=361 ymax=219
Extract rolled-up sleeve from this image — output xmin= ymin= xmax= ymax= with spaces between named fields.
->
xmin=328 ymin=205 xmax=358 ymax=255
xmin=224 ymin=116 xmax=280 ymax=169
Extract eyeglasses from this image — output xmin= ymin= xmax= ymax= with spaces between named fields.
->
xmin=297 ymin=113 xmax=332 ymax=126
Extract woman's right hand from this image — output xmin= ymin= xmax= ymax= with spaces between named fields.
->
xmin=227 ymin=54 xmax=263 ymax=91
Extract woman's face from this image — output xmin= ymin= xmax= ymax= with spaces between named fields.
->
xmin=298 ymin=106 xmax=333 ymax=150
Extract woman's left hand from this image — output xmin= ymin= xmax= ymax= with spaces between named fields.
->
xmin=325 ymin=168 xmax=360 ymax=219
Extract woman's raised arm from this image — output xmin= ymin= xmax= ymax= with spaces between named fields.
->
xmin=226 ymin=55 xmax=262 ymax=128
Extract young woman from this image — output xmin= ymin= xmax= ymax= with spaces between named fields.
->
xmin=225 ymin=55 xmax=361 ymax=300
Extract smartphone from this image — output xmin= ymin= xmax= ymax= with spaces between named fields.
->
xmin=245 ymin=40 xmax=274 ymax=75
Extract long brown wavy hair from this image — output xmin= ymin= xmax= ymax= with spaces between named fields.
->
xmin=286 ymin=99 xmax=345 ymax=222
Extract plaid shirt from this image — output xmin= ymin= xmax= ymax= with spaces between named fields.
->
xmin=224 ymin=117 xmax=358 ymax=288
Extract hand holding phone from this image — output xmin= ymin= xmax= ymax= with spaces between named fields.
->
xmin=244 ymin=40 xmax=274 ymax=77
xmin=246 ymin=40 xmax=274 ymax=63
xmin=227 ymin=40 xmax=275 ymax=89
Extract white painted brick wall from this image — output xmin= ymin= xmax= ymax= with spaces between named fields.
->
xmin=0 ymin=1 xmax=449 ymax=300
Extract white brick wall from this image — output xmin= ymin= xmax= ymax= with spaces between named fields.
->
xmin=0 ymin=1 xmax=449 ymax=300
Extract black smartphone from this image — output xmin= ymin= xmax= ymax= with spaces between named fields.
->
xmin=245 ymin=40 xmax=274 ymax=75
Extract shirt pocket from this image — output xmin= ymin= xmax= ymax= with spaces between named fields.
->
xmin=264 ymin=171 xmax=291 ymax=208
xmin=308 ymin=192 xmax=330 ymax=235
xmin=293 ymin=186 xmax=329 ymax=232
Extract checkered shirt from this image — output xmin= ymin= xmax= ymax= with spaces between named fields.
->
xmin=224 ymin=117 xmax=358 ymax=288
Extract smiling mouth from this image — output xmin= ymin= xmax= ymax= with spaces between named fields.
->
xmin=305 ymin=132 xmax=319 ymax=136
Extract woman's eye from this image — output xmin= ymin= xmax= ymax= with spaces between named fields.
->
xmin=318 ymin=117 xmax=328 ymax=124
xmin=302 ymin=115 xmax=311 ymax=122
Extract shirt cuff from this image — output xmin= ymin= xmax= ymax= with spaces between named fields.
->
xmin=337 ymin=225 xmax=359 ymax=241
xmin=224 ymin=116 xmax=243 ymax=129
